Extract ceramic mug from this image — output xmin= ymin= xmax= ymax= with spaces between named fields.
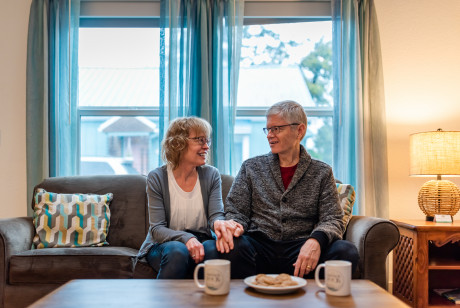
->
xmin=193 ymin=259 xmax=230 ymax=295
xmin=315 ymin=260 xmax=351 ymax=296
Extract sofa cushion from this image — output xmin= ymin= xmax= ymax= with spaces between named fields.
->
xmin=337 ymin=183 xmax=356 ymax=227
xmin=9 ymin=247 xmax=137 ymax=284
xmin=32 ymin=188 xmax=112 ymax=248
xmin=33 ymin=175 xmax=148 ymax=249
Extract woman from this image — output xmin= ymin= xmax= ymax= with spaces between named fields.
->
xmin=214 ymin=100 xmax=359 ymax=278
xmin=137 ymin=117 xmax=225 ymax=278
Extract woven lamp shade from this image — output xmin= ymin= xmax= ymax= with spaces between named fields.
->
xmin=410 ymin=130 xmax=460 ymax=218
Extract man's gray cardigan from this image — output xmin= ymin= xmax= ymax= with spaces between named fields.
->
xmin=225 ymin=145 xmax=345 ymax=251
xmin=137 ymin=164 xmax=225 ymax=259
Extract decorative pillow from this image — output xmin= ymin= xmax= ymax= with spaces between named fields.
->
xmin=33 ymin=188 xmax=113 ymax=249
xmin=336 ymin=183 xmax=356 ymax=228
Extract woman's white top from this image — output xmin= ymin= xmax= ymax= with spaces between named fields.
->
xmin=167 ymin=165 xmax=207 ymax=233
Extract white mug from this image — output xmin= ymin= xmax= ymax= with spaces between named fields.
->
xmin=315 ymin=260 xmax=352 ymax=296
xmin=193 ymin=259 xmax=230 ymax=295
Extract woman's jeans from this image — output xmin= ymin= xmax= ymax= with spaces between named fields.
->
xmin=146 ymin=234 xmax=219 ymax=279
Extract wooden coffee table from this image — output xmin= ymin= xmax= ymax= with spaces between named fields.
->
xmin=30 ymin=279 xmax=408 ymax=307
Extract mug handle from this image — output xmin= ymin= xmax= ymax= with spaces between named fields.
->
xmin=193 ymin=263 xmax=205 ymax=289
xmin=315 ymin=263 xmax=326 ymax=289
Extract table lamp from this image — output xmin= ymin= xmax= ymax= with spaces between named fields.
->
xmin=410 ymin=129 xmax=460 ymax=221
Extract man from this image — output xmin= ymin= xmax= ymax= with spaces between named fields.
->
xmin=214 ymin=100 xmax=359 ymax=278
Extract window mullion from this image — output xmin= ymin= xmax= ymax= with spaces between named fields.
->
xmin=79 ymin=107 xmax=159 ymax=117
xmin=236 ymin=107 xmax=332 ymax=117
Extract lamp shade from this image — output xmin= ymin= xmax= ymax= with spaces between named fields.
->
xmin=410 ymin=130 xmax=460 ymax=176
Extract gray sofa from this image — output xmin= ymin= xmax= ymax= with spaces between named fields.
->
xmin=0 ymin=174 xmax=399 ymax=308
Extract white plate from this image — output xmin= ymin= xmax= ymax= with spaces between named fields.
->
xmin=243 ymin=274 xmax=307 ymax=295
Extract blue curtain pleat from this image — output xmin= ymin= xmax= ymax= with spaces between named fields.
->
xmin=160 ymin=0 xmax=243 ymax=174
xmin=332 ymin=0 xmax=360 ymax=191
xmin=211 ymin=0 xmax=243 ymax=175
xmin=26 ymin=0 xmax=80 ymax=215
xmin=49 ymin=0 xmax=80 ymax=177
xmin=332 ymin=0 xmax=388 ymax=216
xmin=26 ymin=0 xmax=47 ymax=216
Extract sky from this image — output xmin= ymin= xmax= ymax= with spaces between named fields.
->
xmin=79 ymin=21 xmax=332 ymax=69
xmin=241 ymin=22 xmax=332 ymax=66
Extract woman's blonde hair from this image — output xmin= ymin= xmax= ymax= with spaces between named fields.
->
xmin=161 ymin=117 xmax=212 ymax=169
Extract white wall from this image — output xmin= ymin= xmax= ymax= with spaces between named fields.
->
xmin=0 ymin=0 xmax=30 ymax=218
xmin=1 ymin=0 xmax=460 ymax=220
xmin=375 ymin=0 xmax=460 ymax=220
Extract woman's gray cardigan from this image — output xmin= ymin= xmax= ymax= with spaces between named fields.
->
xmin=137 ymin=164 xmax=225 ymax=258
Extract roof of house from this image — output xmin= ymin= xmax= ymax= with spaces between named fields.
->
xmin=98 ymin=116 xmax=158 ymax=134
xmin=78 ymin=65 xmax=315 ymax=108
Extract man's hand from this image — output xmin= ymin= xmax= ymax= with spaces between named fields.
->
xmin=293 ymin=238 xmax=321 ymax=277
xmin=186 ymin=238 xmax=205 ymax=264
xmin=213 ymin=220 xmax=244 ymax=253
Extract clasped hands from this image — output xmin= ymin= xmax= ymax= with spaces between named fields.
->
xmin=212 ymin=220 xmax=321 ymax=278
xmin=185 ymin=220 xmax=243 ymax=264
xmin=213 ymin=220 xmax=244 ymax=253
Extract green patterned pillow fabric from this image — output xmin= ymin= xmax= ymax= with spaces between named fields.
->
xmin=336 ymin=183 xmax=356 ymax=228
xmin=33 ymin=188 xmax=112 ymax=249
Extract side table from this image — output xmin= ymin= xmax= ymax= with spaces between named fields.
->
xmin=391 ymin=219 xmax=460 ymax=308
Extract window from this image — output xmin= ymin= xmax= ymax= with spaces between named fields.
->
xmin=234 ymin=2 xmax=333 ymax=175
xmin=78 ymin=2 xmax=161 ymax=176
xmin=78 ymin=1 xmax=332 ymax=176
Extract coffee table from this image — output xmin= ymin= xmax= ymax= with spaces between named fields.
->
xmin=29 ymin=279 xmax=409 ymax=307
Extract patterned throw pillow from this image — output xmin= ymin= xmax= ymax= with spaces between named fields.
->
xmin=33 ymin=188 xmax=113 ymax=249
xmin=336 ymin=183 xmax=356 ymax=228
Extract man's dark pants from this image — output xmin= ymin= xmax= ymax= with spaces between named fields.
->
xmin=221 ymin=232 xmax=359 ymax=279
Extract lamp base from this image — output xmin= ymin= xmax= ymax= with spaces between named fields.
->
xmin=425 ymin=216 xmax=434 ymax=222
xmin=418 ymin=180 xmax=460 ymax=217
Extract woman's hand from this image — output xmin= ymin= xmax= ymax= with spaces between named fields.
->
xmin=186 ymin=237 xmax=205 ymax=264
xmin=213 ymin=220 xmax=244 ymax=253
xmin=293 ymin=238 xmax=321 ymax=277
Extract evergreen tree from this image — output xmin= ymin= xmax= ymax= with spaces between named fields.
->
xmin=240 ymin=25 xmax=299 ymax=66
xmin=299 ymin=39 xmax=332 ymax=107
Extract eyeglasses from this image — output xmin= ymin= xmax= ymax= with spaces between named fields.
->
xmin=188 ymin=136 xmax=212 ymax=146
xmin=263 ymin=123 xmax=300 ymax=135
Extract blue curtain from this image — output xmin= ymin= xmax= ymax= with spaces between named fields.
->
xmin=332 ymin=0 xmax=389 ymax=217
xmin=160 ymin=0 xmax=244 ymax=175
xmin=26 ymin=0 xmax=80 ymax=215
xmin=48 ymin=0 xmax=80 ymax=177
xmin=332 ymin=0 xmax=360 ymax=191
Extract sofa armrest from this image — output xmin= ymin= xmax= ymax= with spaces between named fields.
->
xmin=0 ymin=217 xmax=35 ymax=256
xmin=344 ymin=215 xmax=399 ymax=289
xmin=0 ymin=217 xmax=35 ymax=305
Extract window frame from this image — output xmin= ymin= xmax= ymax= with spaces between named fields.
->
xmin=77 ymin=0 xmax=333 ymax=174
xmin=77 ymin=15 xmax=160 ymax=174
xmin=235 ymin=14 xmax=334 ymax=167
xmin=238 ymin=0 xmax=333 ymax=123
